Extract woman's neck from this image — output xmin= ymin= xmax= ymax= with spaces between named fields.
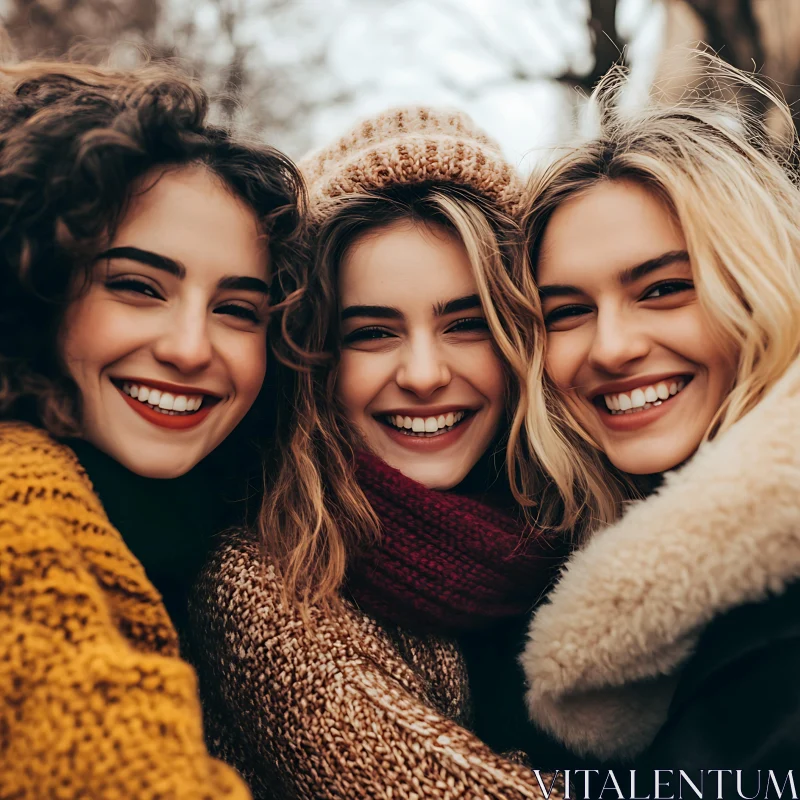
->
xmin=631 ymin=472 xmax=665 ymax=496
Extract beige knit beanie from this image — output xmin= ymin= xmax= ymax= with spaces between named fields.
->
xmin=301 ymin=105 xmax=524 ymax=226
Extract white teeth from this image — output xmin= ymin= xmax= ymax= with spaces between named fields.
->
xmin=630 ymin=388 xmax=646 ymax=409
xmin=385 ymin=411 xmax=467 ymax=434
xmin=118 ymin=381 xmax=205 ymax=415
xmin=604 ymin=378 xmax=690 ymax=415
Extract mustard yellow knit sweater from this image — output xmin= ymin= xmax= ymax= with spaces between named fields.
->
xmin=0 ymin=421 xmax=251 ymax=800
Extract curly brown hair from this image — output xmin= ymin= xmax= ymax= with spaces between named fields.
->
xmin=0 ymin=60 xmax=305 ymax=436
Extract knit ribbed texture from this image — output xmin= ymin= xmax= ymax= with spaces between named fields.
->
xmin=346 ymin=452 xmax=562 ymax=634
xmin=191 ymin=533 xmax=564 ymax=800
xmin=301 ymin=105 xmax=524 ymax=225
xmin=0 ymin=422 xmax=251 ymax=800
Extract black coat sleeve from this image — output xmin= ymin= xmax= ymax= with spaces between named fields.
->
xmin=638 ymin=579 xmax=800 ymax=772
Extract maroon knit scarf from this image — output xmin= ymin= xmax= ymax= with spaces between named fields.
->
xmin=345 ymin=451 xmax=564 ymax=635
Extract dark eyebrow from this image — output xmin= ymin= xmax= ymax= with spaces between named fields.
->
xmin=218 ymin=276 xmax=270 ymax=294
xmin=96 ymin=246 xmax=185 ymax=279
xmin=618 ymin=250 xmax=690 ymax=286
xmin=340 ymin=305 xmax=402 ymax=322
xmin=538 ymin=250 xmax=690 ymax=299
xmin=340 ymin=294 xmax=482 ymax=323
xmin=434 ymin=294 xmax=482 ymax=316
xmin=97 ymin=248 xmax=269 ymax=294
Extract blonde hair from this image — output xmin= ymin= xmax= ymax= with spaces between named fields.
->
xmin=524 ymin=56 xmax=800 ymax=535
xmin=264 ymin=183 xmax=545 ymax=609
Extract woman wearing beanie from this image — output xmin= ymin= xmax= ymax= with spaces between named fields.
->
xmin=0 ymin=60 xmax=305 ymax=798
xmin=190 ymin=107 xmax=568 ymax=799
xmin=520 ymin=59 xmax=800 ymax=775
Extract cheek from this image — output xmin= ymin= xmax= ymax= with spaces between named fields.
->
xmin=59 ymin=294 xmax=132 ymax=376
xmin=668 ymin=308 xmax=737 ymax=385
xmin=474 ymin=347 xmax=507 ymax=407
xmin=544 ymin=334 xmax=583 ymax=391
xmin=227 ymin=335 xmax=268 ymax=400
xmin=335 ymin=352 xmax=381 ymax=418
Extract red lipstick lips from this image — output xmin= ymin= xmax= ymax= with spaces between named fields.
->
xmin=113 ymin=378 xmax=220 ymax=431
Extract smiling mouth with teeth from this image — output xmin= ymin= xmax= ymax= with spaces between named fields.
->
xmin=116 ymin=380 xmax=209 ymax=415
xmin=381 ymin=410 xmax=470 ymax=437
xmin=598 ymin=377 xmax=690 ymax=415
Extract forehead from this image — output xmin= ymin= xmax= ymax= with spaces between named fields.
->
xmin=339 ymin=220 xmax=476 ymax=306
xmin=537 ymin=179 xmax=685 ymax=285
xmin=111 ymin=165 xmax=268 ymax=279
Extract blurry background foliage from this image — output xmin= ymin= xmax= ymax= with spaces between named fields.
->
xmin=0 ymin=0 xmax=798 ymax=169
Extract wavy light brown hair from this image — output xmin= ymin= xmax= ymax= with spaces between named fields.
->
xmin=265 ymin=183 xmax=546 ymax=608
xmin=0 ymin=60 xmax=305 ymax=438
xmin=524 ymin=56 xmax=800 ymax=536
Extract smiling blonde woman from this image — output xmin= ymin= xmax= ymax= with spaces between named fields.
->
xmin=520 ymin=58 xmax=800 ymax=772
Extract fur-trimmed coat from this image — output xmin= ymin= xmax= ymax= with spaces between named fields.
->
xmin=190 ymin=537 xmax=564 ymax=800
xmin=522 ymin=359 xmax=800 ymax=769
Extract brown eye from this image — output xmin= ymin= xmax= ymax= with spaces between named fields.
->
xmin=642 ymin=280 xmax=694 ymax=300
xmin=342 ymin=326 xmax=395 ymax=345
xmin=544 ymin=304 xmax=591 ymax=330
xmin=215 ymin=303 xmax=261 ymax=323
xmin=105 ymin=278 xmax=163 ymax=300
xmin=447 ymin=317 xmax=490 ymax=333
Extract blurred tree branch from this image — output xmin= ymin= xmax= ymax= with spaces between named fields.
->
xmin=559 ymin=0 xmax=625 ymax=92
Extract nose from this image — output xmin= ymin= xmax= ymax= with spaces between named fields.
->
xmin=395 ymin=336 xmax=451 ymax=398
xmin=587 ymin=306 xmax=651 ymax=374
xmin=151 ymin=306 xmax=214 ymax=375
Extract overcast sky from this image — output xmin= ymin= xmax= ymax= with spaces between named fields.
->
xmin=314 ymin=0 xmax=665 ymax=170
xmin=163 ymin=0 xmax=666 ymax=168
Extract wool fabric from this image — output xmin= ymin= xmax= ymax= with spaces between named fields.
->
xmin=345 ymin=451 xmax=562 ymax=634
xmin=0 ymin=421 xmax=251 ymax=799
xmin=301 ymin=105 xmax=524 ymax=225
xmin=191 ymin=532 xmax=565 ymax=800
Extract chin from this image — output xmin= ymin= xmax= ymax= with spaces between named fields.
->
xmin=606 ymin=442 xmax=699 ymax=476
xmin=101 ymin=441 xmax=205 ymax=480
xmin=389 ymin=461 xmax=463 ymax=491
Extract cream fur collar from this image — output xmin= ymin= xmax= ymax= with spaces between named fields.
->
xmin=522 ymin=361 xmax=800 ymax=761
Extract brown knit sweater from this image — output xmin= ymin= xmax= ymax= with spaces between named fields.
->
xmin=191 ymin=533 xmax=564 ymax=800
xmin=0 ymin=422 xmax=251 ymax=799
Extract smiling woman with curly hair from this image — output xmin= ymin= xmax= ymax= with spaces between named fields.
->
xmin=0 ymin=59 xmax=305 ymax=799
